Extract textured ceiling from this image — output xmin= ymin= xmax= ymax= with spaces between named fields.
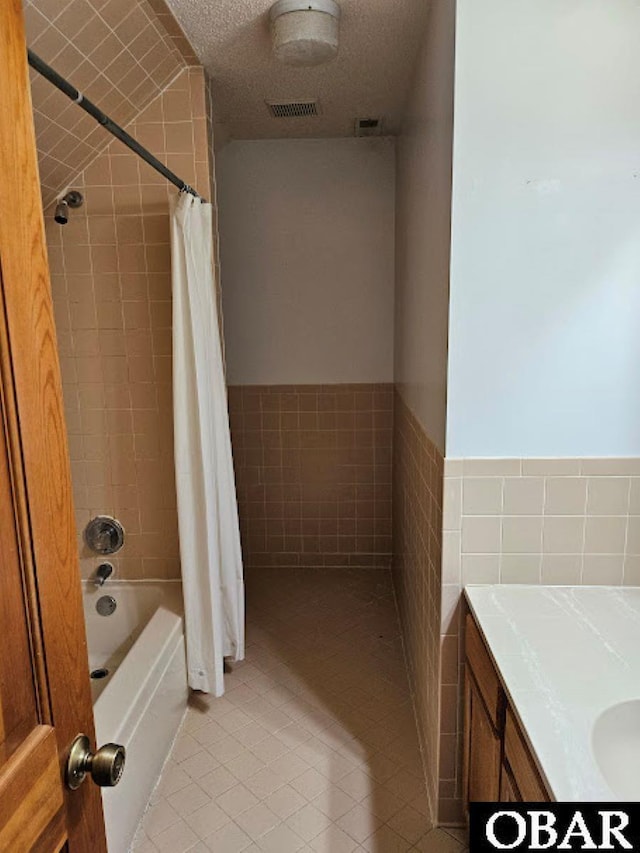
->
xmin=23 ymin=0 xmax=194 ymax=204
xmin=164 ymin=0 xmax=430 ymax=139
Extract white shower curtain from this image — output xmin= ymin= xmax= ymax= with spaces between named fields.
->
xmin=170 ymin=190 xmax=244 ymax=696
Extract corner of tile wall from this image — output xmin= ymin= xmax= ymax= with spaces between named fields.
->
xmin=392 ymin=389 xmax=444 ymax=824
xmin=144 ymin=0 xmax=201 ymax=65
xmin=440 ymin=454 xmax=640 ymax=825
xmin=227 ymin=384 xmax=394 ymax=570
xmin=26 ymin=0 xmax=189 ymax=206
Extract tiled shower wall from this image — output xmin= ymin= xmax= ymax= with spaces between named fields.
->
xmin=24 ymin=0 xmax=191 ymax=204
xmin=45 ymin=67 xmax=213 ymax=581
xmin=440 ymin=455 xmax=640 ymax=824
xmin=392 ymin=392 xmax=444 ymax=822
xmin=227 ymin=384 xmax=393 ymax=570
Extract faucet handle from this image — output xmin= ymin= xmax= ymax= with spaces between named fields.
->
xmin=94 ymin=562 xmax=114 ymax=587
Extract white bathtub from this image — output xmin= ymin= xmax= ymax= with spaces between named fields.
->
xmin=83 ymin=581 xmax=188 ymax=853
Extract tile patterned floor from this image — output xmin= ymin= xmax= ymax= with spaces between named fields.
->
xmin=131 ymin=568 xmax=468 ymax=853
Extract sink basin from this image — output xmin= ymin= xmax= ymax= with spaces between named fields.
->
xmin=592 ymin=700 xmax=640 ymax=799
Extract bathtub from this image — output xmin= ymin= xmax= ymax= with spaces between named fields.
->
xmin=83 ymin=581 xmax=188 ymax=853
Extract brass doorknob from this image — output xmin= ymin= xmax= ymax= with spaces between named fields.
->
xmin=66 ymin=734 xmax=126 ymax=790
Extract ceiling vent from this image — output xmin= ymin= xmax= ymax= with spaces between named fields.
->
xmin=355 ymin=117 xmax=382 ymax=137
xmin=267 ymin=99 xmax=321 ymax=118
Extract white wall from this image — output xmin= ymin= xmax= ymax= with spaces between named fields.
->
xmin=447 ymin=0 xmax=640 ymax=457
xmin=217 ymin=137 xmax=395 ymax=385
xmin=394 ymin=0 xmax=455 ymax=452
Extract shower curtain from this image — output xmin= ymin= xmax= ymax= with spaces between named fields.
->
xmin=170 ymin=190 xmax=244 ymax=696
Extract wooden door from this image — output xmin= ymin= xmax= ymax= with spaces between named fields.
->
xmin=0 ymin=1 xmax=107 ymax=850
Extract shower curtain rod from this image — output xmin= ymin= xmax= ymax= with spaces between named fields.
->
xmin=27 ymin=49 xmax=203 ymax=200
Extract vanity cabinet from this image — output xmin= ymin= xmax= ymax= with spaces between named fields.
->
xmin=463 ymin=667 xmax=501 ymax=801
xmin=463 ymin=612 xmax=551 ymax=809
xmin=498 ymin=762 xmax=520 ymax=802
xmin=503 ymin=707 xmax=550 ymax=801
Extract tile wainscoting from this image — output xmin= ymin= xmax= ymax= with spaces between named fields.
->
xmin=444 ymin=457 xmax=640 ymax=592
xmin=392 ymin=391 xmax=444 ymax=823
xmin=228 ymin=384 xmax=393 ymax=570
xmin=440 ymin=455 xmax=640 ymax=824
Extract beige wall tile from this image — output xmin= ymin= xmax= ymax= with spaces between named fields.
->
xmin=462 ymin=478 xmax=502 ymax=515
xmin=393 ymin=392 xmax=443 ymax=820
xmin=27 ymin=0 xmax=187 ymax=208
xmin=461 ymin=516 xmax=501 ymax=553
xmin=586 ymin=477 xmax=630 ymax=515
xmin=501 ymin=516 xmax=542 ymax=554
xmin=544 ymin=478 xmax=587 ymax=515
xmin=442 ymin=478 xmax=461 ymax=531
xmin=440 ymin=636 xmax=459 ymax=686
xmin=581 ymin=459 xmax=640 ymax=476
xmin=441 ymin=585 xmax=461 ymax=634
xmin=440 ymin=453 xmax=640 ymax=830
xmin=542 ymin=516 xmax=584 ymax=554
xmin=47 ymin=70 xmax=213 ymax=582
xmin=463 ymin=459 xmax=520 ymax=476
xmin=502 ymin=477 xmax=544 ymax=515
xmin=626 ymin=516 xmax=640 ymax=555
xmin=442 ymin=531 xmax=461 ymax=584
xmin=541 ymin=554 xmax=582 ymax=585
xmin=629 ymin=480 xmax=640 ymax=514
xmin=443 ymin=459 xmax=463 ymax=477
xmin=584 ymin=516 xmax=627 ymax=554
xmin=623 ymin=555 xmax=640 ymax=585
xmin=461 ymin=554 xmax=500 ymax=585
xmin=89 ymin=216 xmax=117 ymax=245
xmin=521 ymin=459 xmax=581 ymax=476
xmin=439 ymin=685 xmax=458 ymax=735
xmin=582 ymin=555 xmax=624 ymax=585
xmin=230 ymin=384 xmax=393 ymax=571
xmin=500 ymin=555 xmax=541 ymax=584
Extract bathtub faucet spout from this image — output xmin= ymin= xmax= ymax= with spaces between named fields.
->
xmin=94 ymin=562 xmax=113 ymax=586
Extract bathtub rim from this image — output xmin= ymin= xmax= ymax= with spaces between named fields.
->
xmin=93 ymin=602 xmax=184 ymax=747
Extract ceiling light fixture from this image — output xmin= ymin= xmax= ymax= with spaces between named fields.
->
xmin=269 ymin=0 xmax=341 ymax=67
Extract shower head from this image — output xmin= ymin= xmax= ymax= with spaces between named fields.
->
xmin=54 ymin=190 xmax=83 ymax=225
xmin=54 ymin=199 xmax=69 ymax=225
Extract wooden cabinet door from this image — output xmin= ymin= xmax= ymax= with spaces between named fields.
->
xmin=499 ymin=762 xmax=522 ymax=803
xmin=463 ymin=671 xmax=501 ymax=803
xmin=0 ymin=1 xmax=107 ymax=850
xmin=504 ymin=709 xmax=550 ymax=802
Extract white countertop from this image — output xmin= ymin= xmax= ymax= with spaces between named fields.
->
xmin=464 ymin=584 xmax=640 ymax=801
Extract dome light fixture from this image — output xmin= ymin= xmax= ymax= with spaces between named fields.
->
xmin=269 ymin=0 xmax=341 ymax=67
